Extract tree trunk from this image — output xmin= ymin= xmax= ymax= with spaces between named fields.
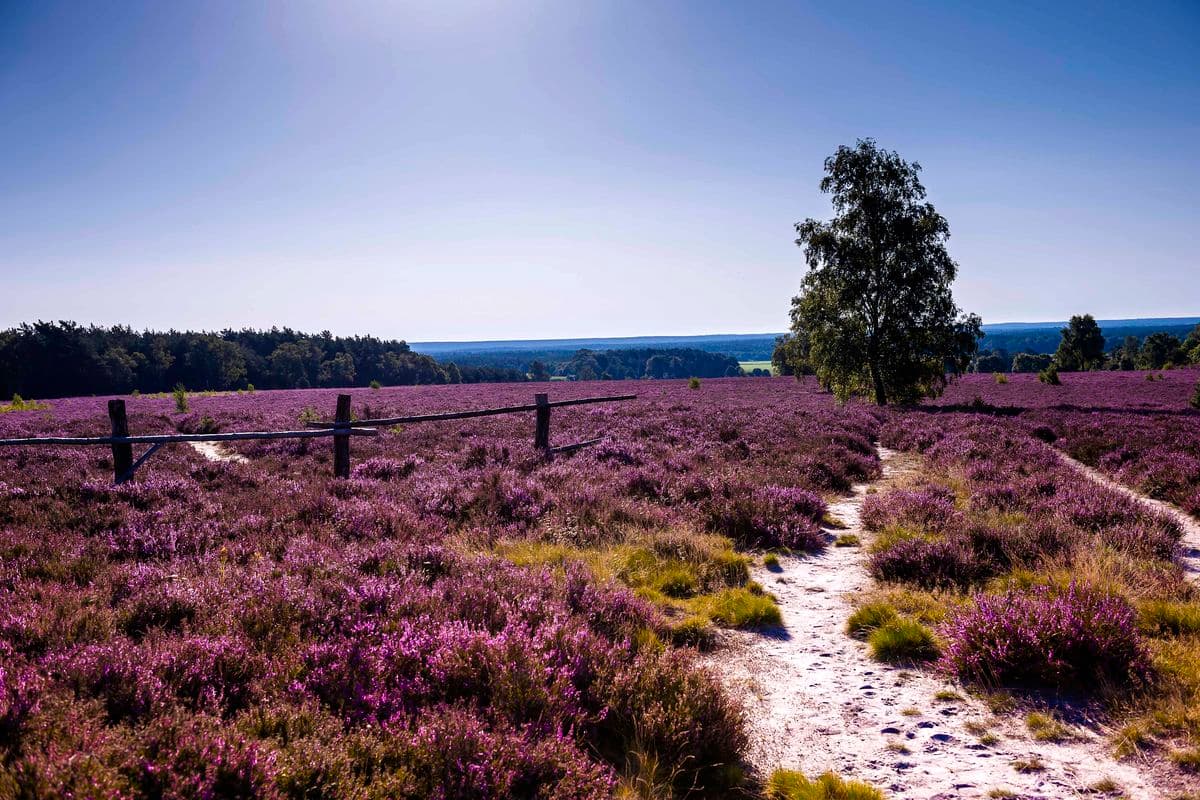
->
xmin=869 ymin=359 xmax=888 ymax=406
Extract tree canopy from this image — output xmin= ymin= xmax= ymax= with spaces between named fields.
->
xmin=1053 ymin=314 xmax=1106 ymax=371
xmin=789 ymin=139 xmax=980 ymax=405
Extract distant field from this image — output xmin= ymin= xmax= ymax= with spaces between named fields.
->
xmin=739 ymin=360 xmax=776 ymax=374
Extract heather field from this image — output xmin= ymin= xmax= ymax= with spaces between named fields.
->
xmin=2 ymin=373 xmax=1199 ymax=798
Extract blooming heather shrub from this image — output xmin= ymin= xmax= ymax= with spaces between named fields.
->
xmin=868 ymin=535 xmax=993 ymax=589
xmin=0 ymin=652 xmax=41 ymax=748
xmin=860 ymin=488 xmax=960 ymax=535
xmin=353 ymin=455 xmax=422 ymax=481
xmin=941 ymin=583 xmax=1150 ymax=690
xmin=596 ymin=646 xmax=747 ymax=795
xmin=705 ymin=483 xmax=826 ymax=551
xmin=1048 ymin=482 xmax=1143 ymax=532
xmin=133 ymin=711 xmax=281 ymax=800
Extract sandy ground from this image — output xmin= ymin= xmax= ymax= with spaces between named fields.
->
xmin=188 ymin=440 xmax=248 ymax=463
xmin=707 ymin=447 xmax=1182 ymax=799
xmin=1055 ymin=450 xmax=1200 ymax=584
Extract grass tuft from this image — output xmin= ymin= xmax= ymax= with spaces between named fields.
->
xmin=846 ymin=603 xmax=897 ymax=639
xmin=766 ymin=769 xmax=884 ymax=800
xmin=868 ymin=618 xmax=940 ymax=663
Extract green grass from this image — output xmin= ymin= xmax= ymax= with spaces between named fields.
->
xmin=766 ymin=770 xmax=883 ymax=800
xmin=834 ymin=534 xmax=861 ymax=547
xmin=739 ymin=360 xmax=776 ymax=375
xmin=846 ymin=603 xmax=898 ymax=639
xmin=704 ymin=587 xmax=782 ymax=628
xmin=0 ymin=394 xmax=49 ymax=413
xmin=867 ymin=618 xmax=940 ymax=663
xmin=1139 ymin=600 xmax=1200 ymax=636
xmin=1025 ymin=711 xmax=1071 ymax=742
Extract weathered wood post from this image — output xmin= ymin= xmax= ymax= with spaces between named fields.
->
xmin=534 ymin=393 xmax=551 ymax=450
xmin=108 ymin=399 xmax=133 ymax=484
xmin=333 ymin=393 xmax=352 ymax=478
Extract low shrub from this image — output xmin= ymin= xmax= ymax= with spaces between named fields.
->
xmin=705 ymin=484 xmax=826 ymax=551
xmin=1138 ymin=600 xmax=1200 ymax=636
xmin=860 ymin=488 xmax=959 ymax=535
xmin=688 ymin=377 xmax=701 ymax=390
xmin=941 ymin=582 xmax=1150 ymax=690
xmin=767 ymin=769 xmax=883 ymax=800
xmin=1191 ymin=379 xmax=1200 ymax=410
xmin=993 ymin=372 xmax=1008 ymax=385
xmin=846 ymin=603 xmax=897 ymax=639
xmin=704 ymin=588 xmax=782 ymax=628
xmin=172 ymin=384 xmax=189 ymax=413
xmin=868 ymin=535 xmax=993 ymax=589
xmin=868 ymin=618 xmax=940 ymax=663
xmin=1038 ymin=365 xmax=1061 ymax=385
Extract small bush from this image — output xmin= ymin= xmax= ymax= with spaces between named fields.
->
xmin=869 ymin=535 xmax=993 ymax=589
xmin=172 ymin=383 xmax=189 ymax=413
xmin=993 ymin=372 xmax=1009 ymax=385
xmin=706 ymin=484 xmax=826 ymax=551
xmin=941 ymin=582 xmax=1150 ymax=689
xmin=1025 ymin=711 xmax=1070 ymax=742
xmin=846 ymin=603 xmax=897 ymax=639
xmin=1037 ymin=365 xmax=1060 ymax=385
xmin=767 ymin=769 xmax=884 ymax=800
xmin=245 ymin=383 xmax=255 ymax=392
xmin=369 ymin=379 xmax=381 ymax=390
xmin=1191 ymin=379 xmax=1200 ymax=410
xmin=688 ymin=377 xmax=701 ymax=390
xmin=763 ymin=553 xmax=781 ymax=570
xmin=1138 ymin=600 xmax=1200 ymax=636
xmin=704 ymin=588 xmax=782 ymax=628
xmin=834 ymin=534 xmax=860 ymax=547
xmin=868 ymin=618 xmax=940 ymax=663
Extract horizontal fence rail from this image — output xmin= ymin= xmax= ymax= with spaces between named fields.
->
xmin=304 ymin=394 xmax=638 ymax=429
xmin=0 ymin=429 xmax=379 ymax=447
xmin=0 ymin=392 xmax=637 ymax=484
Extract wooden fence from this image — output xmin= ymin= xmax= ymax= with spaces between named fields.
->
xmin=0 ymin=392 xmax=636 ymax=484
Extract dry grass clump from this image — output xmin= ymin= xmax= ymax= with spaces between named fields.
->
xmin=766 ymin=769 xmax=884 ymax=800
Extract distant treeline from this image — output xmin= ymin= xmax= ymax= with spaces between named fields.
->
xmin=977 ymin=321 xmax=1200 ymax=359
xmin=545 ymin=348 xmax=742 ymax=381
xmin=0 ymin=322 xmax=527 ymax=399
xmin=970 ymin=320 xmax=1200 ymax=374
xmin=0 ymin=322 xmax=750 ymax=399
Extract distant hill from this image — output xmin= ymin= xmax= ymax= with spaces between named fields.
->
xmin=412 ymin=317 xmax=1200 ymax=366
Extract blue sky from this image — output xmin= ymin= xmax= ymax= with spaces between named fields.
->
xmin=2 ymin=1 xmax=1197 ymax=341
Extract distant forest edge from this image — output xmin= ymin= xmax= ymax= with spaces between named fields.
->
xmin=0 ymin=322 xmax=744 ymax=399
xmin=413 ymin=317 xmax=1200 ymax=368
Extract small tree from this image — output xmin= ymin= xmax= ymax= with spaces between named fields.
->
xmin=1054 ymin=315 xmax=1105 ymax=371
xmin=528 ymin=360 xmax=551 ymax=382
xmin=1137 ymin=332 xmax=1185 ymax=371
xmin=172 ymin=383 xmax=189 ymax=413
xmin=790 ymin=139 xmax=980 ymax=405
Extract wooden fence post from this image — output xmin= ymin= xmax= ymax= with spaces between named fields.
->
xmin=108 ymin=399 xmax=133 ymax=484
xmin=333 ymin=393 xmax=352 ymax=478
xmin=534 ymin=393 xmax=550 ymax=450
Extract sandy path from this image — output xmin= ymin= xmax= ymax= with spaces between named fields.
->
xmin=709 ymin=447 xmax=1163 ymax=799
xmin=1055 ymin=450 xmax=1200 ymax=583
xmin=189 ymin=440 xmax=249 ymax=464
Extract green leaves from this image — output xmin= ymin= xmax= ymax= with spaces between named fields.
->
xmin=791 ymin=140 xmax=980 ymax=405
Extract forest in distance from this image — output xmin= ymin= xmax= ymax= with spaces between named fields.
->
xmin=0 ymin=321 xmax=744 ymax=400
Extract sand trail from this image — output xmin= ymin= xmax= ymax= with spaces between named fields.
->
xmin=709 ymin=447 xmax=1167 ymax=799
xmin=188 ymin=440 xmax=249 ymax=464
xmin=1056 ymin=450 xmax=1200 ymax=583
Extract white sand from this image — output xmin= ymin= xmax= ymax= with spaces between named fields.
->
xmin=188 ymin=440 xmax=248 ymax=463
xmin=707 ymin=448 xmax=1180 ymax=799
